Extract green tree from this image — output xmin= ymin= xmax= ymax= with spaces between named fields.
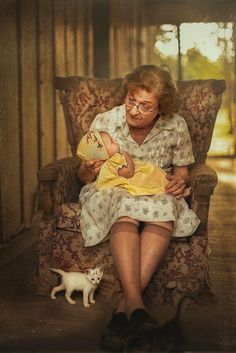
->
xmin=182 ymin=47 xmax=224 ymax=80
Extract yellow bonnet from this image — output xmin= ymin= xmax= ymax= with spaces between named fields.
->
xmin=77 ymin=130 xmax=109 ymax=161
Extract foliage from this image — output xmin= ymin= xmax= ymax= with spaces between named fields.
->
xmin=182 ymin=48 xmax=225 ymax=80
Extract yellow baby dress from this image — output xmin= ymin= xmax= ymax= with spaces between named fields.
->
xmin=96 ymin=153 xmax=168 ymax=196
xmin=77 ymin=130 xmax=168 ymax=196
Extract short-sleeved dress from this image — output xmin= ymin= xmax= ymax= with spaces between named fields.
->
xmin=79 ymin=104 xmax=200 ymax=247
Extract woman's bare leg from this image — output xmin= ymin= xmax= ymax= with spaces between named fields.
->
xmin=110 ymin=221 xmax=144 ymax=318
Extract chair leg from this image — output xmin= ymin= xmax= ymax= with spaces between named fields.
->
xmin=35 ymin=217 xmax=56 ymax=295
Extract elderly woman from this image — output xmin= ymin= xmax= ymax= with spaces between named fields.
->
xmin=78 ymin=65 xmax=200 ymax=348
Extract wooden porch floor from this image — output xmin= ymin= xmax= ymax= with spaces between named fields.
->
xmin=0 ymin=157 xmax=235 ymax=353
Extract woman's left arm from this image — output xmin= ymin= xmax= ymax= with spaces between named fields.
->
xmin=118 ymin=151 xmax=135 ymax=178
xmin=165 ymin=165 xmax=190 ymax=199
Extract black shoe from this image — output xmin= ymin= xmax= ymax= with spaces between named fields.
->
xmin=128 ymin=308 xmax=158 ymax=338
xmin=101 ymin=311 xmax=129 ymax=351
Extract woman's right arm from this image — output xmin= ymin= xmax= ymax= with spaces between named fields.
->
xmin=78 ymin=160 xmax=104 ymax=184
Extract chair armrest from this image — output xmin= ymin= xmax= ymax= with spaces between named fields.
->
xmin=189 ymin=163 xmax=218 ymax=235
xmin=37 ymin=157 xmax=83 ymax=220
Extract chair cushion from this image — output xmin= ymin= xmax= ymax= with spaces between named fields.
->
xmin=57 ymin=202 xmax=81 ymax=232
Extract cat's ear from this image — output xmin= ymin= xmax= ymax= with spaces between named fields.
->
xmin=98 ymin=266 xmax=104 ymax=273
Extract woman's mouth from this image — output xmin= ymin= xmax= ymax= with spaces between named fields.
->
xmin=127 ymin=114 xmax=141 ymax=121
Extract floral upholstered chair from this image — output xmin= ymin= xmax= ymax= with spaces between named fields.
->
xmin=36 ymin=76 xmax=225 ymax=306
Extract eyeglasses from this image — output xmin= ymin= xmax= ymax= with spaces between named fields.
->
xmin=125 ymin=97 xmax=158 ymax=114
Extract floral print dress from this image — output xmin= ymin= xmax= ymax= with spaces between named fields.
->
xmin=79 ymin=104 xmax=200 ymax=247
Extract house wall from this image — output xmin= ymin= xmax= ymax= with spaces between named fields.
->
xmin=0 ymin=0 xmax=93 ymax=266
xmin=109 ymin=0 xmax=167 ymax=78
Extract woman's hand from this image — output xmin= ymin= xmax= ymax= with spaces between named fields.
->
xmin=118 ymin=151 xmax=135 ymax=178
xmin=85 ymin=160 xmax=104 ymax=174
xmin=165 ymin=174 xmax=187 ymax=199
xmin=78 ymin=159 xmax=104 ymax=184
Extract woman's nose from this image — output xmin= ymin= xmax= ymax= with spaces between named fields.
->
xmin=129 ymin=105 xmax=140 ymax=115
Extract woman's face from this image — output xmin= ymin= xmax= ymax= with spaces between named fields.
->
xmin=125 ymin=89 xmax=159 ymax=129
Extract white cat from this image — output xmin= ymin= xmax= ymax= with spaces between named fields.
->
xmin=50 ymin=267 xmax=103 ymax=307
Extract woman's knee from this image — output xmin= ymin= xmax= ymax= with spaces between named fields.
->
xmin=110 ymin=217 xmax=139 ymax=235
xmin=143 ymin=221 xmax=174 ymax=237
xmin=115 ymin=216 xmax=139 ymax=226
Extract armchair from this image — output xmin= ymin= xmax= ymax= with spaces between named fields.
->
xmin=36 ymin=75 xmax=225 ymax=306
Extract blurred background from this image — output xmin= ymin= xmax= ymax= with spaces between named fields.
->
xmin=0 ymin=0 xmax=235 ymax=265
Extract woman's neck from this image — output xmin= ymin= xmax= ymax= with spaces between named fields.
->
xmin=128 ymin=125 xmax=152 ymax=145
xmin=128 ymin=119 xmax=158 ymax=145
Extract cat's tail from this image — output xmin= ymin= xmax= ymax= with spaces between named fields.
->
xmin=50 ymin=268 xmax=66 ymax=276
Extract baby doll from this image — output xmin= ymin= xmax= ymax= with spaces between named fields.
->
xmin=77 ymin=130 xmax=170 ymax=196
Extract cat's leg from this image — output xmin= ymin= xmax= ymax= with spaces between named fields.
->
xmin=51 ymin=284 xmax=65 ymax=300
xmin=65 ymin=289 xmax=76 ymax=304
xmin=89 ymin=290 xmax=95 ymax=304
xmin=83 ymin=289 xmax=90 ymax=307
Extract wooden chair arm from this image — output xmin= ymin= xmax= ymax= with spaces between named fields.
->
xmin=190 ymin=163 xmax=218 ymax=235
xmin=37 ymin=157 xmax=83 ymax=220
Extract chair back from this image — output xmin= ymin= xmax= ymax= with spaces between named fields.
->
xmin=54 ymin=76 xmax=226 ymax=162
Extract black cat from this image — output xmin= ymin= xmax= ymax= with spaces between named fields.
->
xmin=127 ymin=295 xmax=190 ymax=353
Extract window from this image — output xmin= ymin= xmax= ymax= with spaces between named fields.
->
xmin=154 ymin=22 xmax=235 ymax=156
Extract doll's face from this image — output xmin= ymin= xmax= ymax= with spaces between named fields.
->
xmin=100 ymin=132 xmax=120 ymax=158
